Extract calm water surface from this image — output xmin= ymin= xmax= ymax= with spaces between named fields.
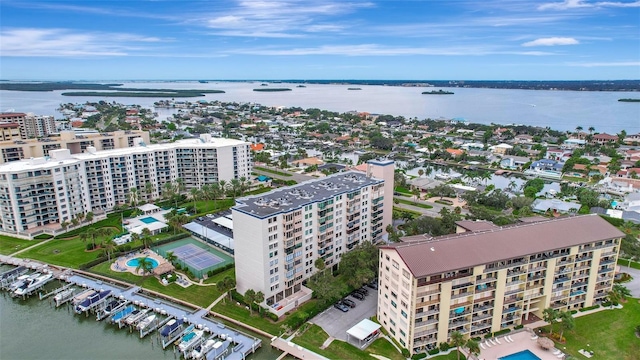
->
xmin=0 ymin=81 xmax=638 ymax=134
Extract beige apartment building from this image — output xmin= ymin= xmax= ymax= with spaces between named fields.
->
xmin=233 ymin=159 xmax=394 ymax=317
xmin=0 ymin=130 xmax=151 ymax=163
xmin=378 ymin=215 xmax=623 ymax=355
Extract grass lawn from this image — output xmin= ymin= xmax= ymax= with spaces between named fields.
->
xmin=367 ymin=337 xmax=405 ymax=360
xmin=56 ymin=212 xmax=123 ymax=239
xmin=395 ymin=198 xmax=434 ymax=209
xmin=90 ymin=262 xmax=234 ymax=308
xmin=394 ymin=186 xmax=412 ymax=195
xmin=431 ymin=352 xmax=466 ymax=360
xmin=542 ymin=299 xmax=640 ymax=360
xmin=0 ymin=235 xmax=42 ymax=255
xmin=190 ymin=199 xmax=235 ymax=217
xmin=619 ymin=258 xmax=640 ymax=270
xmin=211 ymin=298 xmax=283 ymax=336
xmin=295 ymin=324 xmax=371 ymax=360
xmin=16 ymin=237 xmax=102 ymax=268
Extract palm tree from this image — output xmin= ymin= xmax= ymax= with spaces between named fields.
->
xmin=216 ymin=276 xmax=236 ymax=304
xmin=450 ymin=331 xmax=465 ymax=360
xmin=80 ymin=228 xmax=98 ymax=248
xmin=165 ymin=251 xmax=177 ymax=265
xmin=190 ymin=187 xmax=201 ymax=213
xmin=85 ymin=211 xmax=94 ymax=223
xmin=219 ymin=180 xmax=228 ymax=199
xmin=543 ymin=307 xmax=558 ymax=335
xmin=588 ymin=126 xmax=595 ymax=134
xmin=102 ymin=240 xmax=117 ymax=262
xmin=558 ymin=311 xmax=575 ymax=341
xmin=141 ymin=228 xmax=153 ymax=249
xmin=412 ymin=188 xmax=421 ymax=203
xmin=60 ymin=221 xmax=69 ymax=233
xmin=610 ymin=284 xmax=631 ymax=303
xmin=254 ymin=291 xmax=264 ymax=310
xmin=466 ymin=338 xmax=481 ymax=360
xmin=135 ymin=256 xmax=154 ymax=278
xmin=144 ymin=181 xmax=154 ymax=201
xmin=128 ymin=188 xmax=140 ymax=208
xmin=244 ymin=289 xmax=256 ymax=315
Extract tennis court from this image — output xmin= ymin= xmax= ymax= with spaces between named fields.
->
xmin=156 ymin=237 xmax=233 ymax=278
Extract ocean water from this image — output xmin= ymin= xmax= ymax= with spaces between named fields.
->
xmin=0 ymin=81 xmax=638 ymax=134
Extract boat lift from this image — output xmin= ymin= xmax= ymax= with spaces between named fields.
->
xmin=95 ymin=299 xmax=129 ymax=321
xmin=140 ymin=316 xmax=170 ymax=339
xmin=0 ymin=266 xmax=28 ymax=289
xmin=162 ymin=323 xmax=193 ymax=350
xmin=38 ymin=283 xmax=72 ymax=301
xmin=12 ymin=272 xmax=54 ymax=299
xmin=54 ymin=287 xmax=77 ymax=307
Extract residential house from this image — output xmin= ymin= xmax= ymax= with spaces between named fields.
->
xmin=500 ymin=156 xmax=530 ymax=170
xmin=591 ymin=133 xmax=619 ymax=146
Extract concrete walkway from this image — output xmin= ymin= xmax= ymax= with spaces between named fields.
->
xmin=9 ymin=237 xmax=54 ymax=257
xmin=618 ymin=265 xmax=640 ymax=297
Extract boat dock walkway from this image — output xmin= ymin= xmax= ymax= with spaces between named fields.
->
xmin=271 ymin=337 xmax=330 ymax=360
xmin=0 ymin=255 xmax=262 ymax=360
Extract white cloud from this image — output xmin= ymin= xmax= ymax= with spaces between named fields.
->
xmin=539 ymin=0 xmax=640 ymax=10
xmin=0 ymin=28 xmax=162 ymax=57
xmin=226 ymin=44 xmax=555 ymax=56
xmin=522 ymin=37 xmax=580 ymax=46
xmin=567 ymin=61 xmax=640 ymax=66
xmin=204 ymin=0 xmax=372 ymax=37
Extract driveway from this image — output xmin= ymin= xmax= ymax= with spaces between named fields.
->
xmin=312 ymin=290 xmax=378 ymax=341
xmin=618 ymin=265 xmax=640 ymax=298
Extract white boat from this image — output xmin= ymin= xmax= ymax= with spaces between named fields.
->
xmin=126 ymin=308 xmax=150 ymax=325
xmin=136 ymin=314 xmax=156 ymax=330
xmin=190 ymin=338 xmax=216 ymax=359
xmin=8 ymin=274 xmax=33 ymax=291
xmin=14 ymin=272 xmax=53 ymax=296
xmin=54 ymin=287 xmax=75 ymax=302
xmin=178 ymin=329 xmax=204 ymax=352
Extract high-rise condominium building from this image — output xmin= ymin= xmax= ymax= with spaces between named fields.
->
xmin=233 ymin=160 xmax=394 ymax=316
xmin=377 ymin=215 xmax=623 ymax=355
xmin=0 ymin=130 xmax=152 ymax=164
xmin=0 ymin=135 xmax=251 ymax=238
xmin=0 ymin=112 xmax=56 ymax=139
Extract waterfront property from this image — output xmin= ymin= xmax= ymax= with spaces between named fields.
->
xmin=0 ymin=134 xmax=251 ymax=238
xmin=377 ymin=215 xmax=623 ymax=355
xmin=111 ymin=248 xmax=171 ymax=276
xmin=233 ymin=160 xmax=394 ymax=317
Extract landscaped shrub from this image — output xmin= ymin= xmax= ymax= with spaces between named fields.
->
xmin=86 ymin=243 xmax=96 ymax=251
xmin=427 ymin=348 xmax=440 ymax=355
xmin=484 ymin=333 xmax=493 ymax=339
xmin=601 ymin=301 xmax=612 ymax=307
xmin=514 ymin=324 xmax=524 ymax=330
xmin=494 ymin=328 xmax=512 ymax=336
xmin=34 ymin=234 xmax=54 ymax=240
xmin=579 ymin=305 xmax=600 ymax=312
xmin=570 ymin=310 xmax=578 ymax=315
xmin=265 ymin=310 xmax=278 ymax=322
xmin=401 ymin=348 xmax=410 ymax=358
xmin=439 ymin=342 xmax=450 ymax=351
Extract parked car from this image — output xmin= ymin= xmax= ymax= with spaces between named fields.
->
xmin=356 ymin=287 xmax=368 ymax=296
xmin=366 ymin=280 xmax=378 ymax=290
xmin=351 ymin=291 xmax=365 ymax=301
xmin=342 ymin=298 xmax=356 ymax=308
xmin=333 ymin=301 xmax=349 ymax=312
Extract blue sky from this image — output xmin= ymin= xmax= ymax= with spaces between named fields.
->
xmin=1 ymin=0 xmax=639 ymax=80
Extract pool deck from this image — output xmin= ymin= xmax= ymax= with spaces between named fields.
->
xmin=111 ymin=249 xmax=167 ymax=275
xmin=469 ymin=330 xmax=564 ymax=360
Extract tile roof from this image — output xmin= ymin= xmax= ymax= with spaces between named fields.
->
xmin=381 ymin=215 xmax=624 ymax=278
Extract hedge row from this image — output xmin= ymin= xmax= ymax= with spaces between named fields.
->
xmin=579 ymin=305 xmax=600 ymax=312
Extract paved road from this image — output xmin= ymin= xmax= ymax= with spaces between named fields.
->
xmin=312 ymin=290 xmax=378 ymax=342
xmin=618 ymin=265 xmax=640 ymax=298
xmin=394 ymin=195 xmax=469 ymax=218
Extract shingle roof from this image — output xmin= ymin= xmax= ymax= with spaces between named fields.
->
xmin=382 ymin=215 xmax=624 ymax=278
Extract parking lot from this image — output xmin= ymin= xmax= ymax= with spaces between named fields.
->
xmin=311 ymin=288 xmax=378 ymax=342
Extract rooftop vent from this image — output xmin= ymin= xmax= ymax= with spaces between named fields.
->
xmin=255 ymin=198 xmax=267 ymax=206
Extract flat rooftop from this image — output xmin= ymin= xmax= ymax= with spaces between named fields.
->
xmin=383 ymin=215 xmax=625 ymax=278
xmin=233 ymin=171 xmax=383 ymax=218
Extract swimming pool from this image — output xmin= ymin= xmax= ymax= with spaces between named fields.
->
xmin=140 ymin=217 xmax=159 ymax=224
xmin=126 ymin=257 xmax=159 ymax=269
xmin=499 ymin=350 xmax=541 ymax=360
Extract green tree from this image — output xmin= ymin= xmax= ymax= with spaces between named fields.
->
xmin=216 ymin=276 xmax=236 ymax=304
xmin=244 ymin=289 xmax=256 ymax=315
xmin=466 ymin=338 xmax=481 ymax=360
xmin=141 ymin=228 xmax=153 ymax=249
xmin=338 ymin=242 xmax=379 ymax=288
xmin=190 ymin=187 xmax=201 ymax=213
xmin=450 ymin=330 xmax=465 ymax=360
xmin=314 ymin=257 xmax=326 ymax=272
xmin=135 ymin=256 xmax=155 ymax=279
xmin=543 ymin=308 xmax=558 ymax=335
xmin=558 ymin=311 xmax=575 ymax=341
xmin=165 ymin=251 xmax=177 ymax=264
xmin=102 ymin=240 xmax=117 ymax=262
xmin=307 ymin=270 xmax=342 ymax=306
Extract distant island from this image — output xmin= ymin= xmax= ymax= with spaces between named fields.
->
xmin=253 ymin=88 xmax=292 ymax=92
xmin=347 ymin=88 xmax=362 ymax=90
xmin=296 ymin=85 xmax=306 ymax=88
xmin=422 ymin=89 xmax=454 ymax=95
xmin=0 ymin=82 xmax=225 ymax=97
xmin=618 ymin=98 xmax=640 ymax=102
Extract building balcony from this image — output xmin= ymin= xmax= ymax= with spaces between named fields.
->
xmin=416 ymin=288 xmax=441 ymax=297
xmin=451 ymin=281 xmax=474 ymax=290
xmin=552 ymin=301 xmax=568 ymax=309
xmin=472 ymin=304 xmax=493 ymax=313
xmin=550 ymin=294 xmax=567 ymax=302
xmin=415 ymin=317 xmax=439 ymax=326
xmin=504 ymin=287 xmax=525 ymax=296
xmin=569 ymin=298 xmax=586 ymax=305
xmin=502 ymin=307 xmax=521 ymax=314
xmin=528 ymin=265 xmax=547 ymax=273
xmin=503 ymin=296 xmax=523 ymax=305
xmin=414 ymin=328 xmax=438 ymax=338
xmin=476 ymin=276 xmax=497 ymax=285
xmin=553 ymin=277 xmax=570 ymax=284
xmin=524 ymin=292 xmax=545 ymax=301
xmin=449 ymin=309 xmax=471 ymax=319
xmin=571 ymin=281 xmax=587 ymax=288
xmin=471 ymin=313 xmax=493 ymax=322
xmin=598 ymin=267 xmax=614 ymax=274
xmin=451 ymin=292 xmax=472 ymax=300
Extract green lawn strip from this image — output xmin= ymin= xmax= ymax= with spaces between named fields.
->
xmin=211 ymin=299 xmax=282 ymax=335
xmin=243 ymin=187 xmax=272 ymax=196
xmin=618 ymin=258 xmax=640 ymax=270
xmin=16 ymin=238 xmax=101 ymax=268
xmin=543 ymin=299 xmax=640 ymax=359
xmin=366 ymin=337 xmax=405 ymax=360
xmin=90 ymin=262 xmax=231 ymax=308
xmin=294 ymin=324 xmax=371 ymax=360
xmin=56 ymin=213 xmax=123 ymax=239
xmin=190 ymin=199 xmax=235 ymax=217
xmin=394 ymin=186 xmax=412 ymax=195
xmin=254 ymin=166 xmax=293 ymax=177
xmin=0 ymin=235 xmax=42 ymax=255
xmin=431 ymin=352 xmax=466 ymax=359
xmin=395 ymin=198 xmax=434 ymax=209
